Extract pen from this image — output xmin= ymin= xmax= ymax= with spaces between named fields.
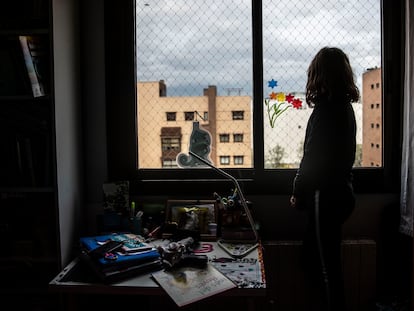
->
xmin=148 ymin=225 xmax=161 ymax=238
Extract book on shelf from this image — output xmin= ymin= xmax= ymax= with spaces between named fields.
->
xmin=0 ymin=38 xmax=32 ymax=96
xmin=18 ymin=35 xmax=48 ymax=97
xmin=151 ymin=264 xmax=237 ymax=307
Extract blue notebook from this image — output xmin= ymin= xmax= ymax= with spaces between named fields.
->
xmin=80 ymin=233 xmax=161 ymax=269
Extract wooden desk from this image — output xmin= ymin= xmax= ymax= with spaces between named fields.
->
xmin=49 ymin=241 xmax=266 ymax=310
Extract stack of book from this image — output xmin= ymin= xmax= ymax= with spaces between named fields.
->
xmin=79 ymin=233 xmax=162 ymax=283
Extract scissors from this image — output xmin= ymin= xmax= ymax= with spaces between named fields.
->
xmin=104 ymin=252 xmax=118 ymax=261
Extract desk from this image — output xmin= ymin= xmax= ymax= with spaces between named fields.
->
xmin=49 ymin=241 xmax=266 ymax=311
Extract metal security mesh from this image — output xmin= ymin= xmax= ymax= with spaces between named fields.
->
xmin=262 ymin=0 xmax=381 ymax=168
xmin=135 ymin=0 xmax=381 ymax=169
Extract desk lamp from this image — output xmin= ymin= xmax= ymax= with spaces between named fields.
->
xmin=177 ymin=121 xmax=259 ymax=257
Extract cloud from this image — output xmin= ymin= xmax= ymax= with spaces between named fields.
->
xmin=136 ymin=0 xmax=381 ymax=96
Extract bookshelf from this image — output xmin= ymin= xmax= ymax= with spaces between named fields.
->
xmin=0 ymin=0 xmax=60 ymax=304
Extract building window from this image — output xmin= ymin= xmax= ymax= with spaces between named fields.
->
xmin=162 ymin=137 xmax=180 ymax=151
xmin=184 ymin=111 xmax=195 ymax=121
xmin=166 ymin=112 xmax=176 ymax=121
xmin=162 ymin=159 xmax=178 ymax=168
xmin=219 ymin=156 xmax=230 ymax=165
xmin=234 ymin=156 xmax=244 ymax=165
xmin=219 ymin=134 xmax=230 ymax=143
xmin=204 ymin=112 xmax=208 ymax=121
xmin=160 ymin=127 xmax=182 ymax=167
xmin=233 ymin=133 xmax=243 ymax=142
xmin=232 ymin=111 xmax=244 ymax=120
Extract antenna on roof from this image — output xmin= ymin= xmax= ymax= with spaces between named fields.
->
xmin=225 ymin=87 xmax=243 ymax=96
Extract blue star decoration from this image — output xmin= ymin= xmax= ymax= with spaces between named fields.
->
xmin=268 ymin=79 xmax=278 ymax=89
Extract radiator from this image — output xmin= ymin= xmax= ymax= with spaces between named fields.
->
xmin=263 ymin=240 xmax=376 ymax=311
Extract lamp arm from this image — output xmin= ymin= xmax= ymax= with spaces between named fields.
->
xmin=189 ymin=151 xmax=258 ymax=242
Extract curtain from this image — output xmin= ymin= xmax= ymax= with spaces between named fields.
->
xmin=399 ymin=0 xmax=414 ymax=237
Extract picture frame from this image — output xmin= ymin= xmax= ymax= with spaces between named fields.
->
xmin=163 ymin=200 xmax=218 ymax=241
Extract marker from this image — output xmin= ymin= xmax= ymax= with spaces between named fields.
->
xmin=130 ymin=201 xmax=136 ymax=218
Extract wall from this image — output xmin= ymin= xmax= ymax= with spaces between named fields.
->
xmin=53 ymin=0 xmax=83 ymax=267
xmin=79 ymin=0 xmax=108 ymax=239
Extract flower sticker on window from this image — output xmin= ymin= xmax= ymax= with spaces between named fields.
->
xmin=265 ymin=79 xmax=303 ymax=128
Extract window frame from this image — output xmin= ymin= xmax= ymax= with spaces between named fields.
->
xmin=233 ymin=133 xmax=244 ymax=143
xmin=219 ymin=134 xmax=230 ymax=143
xmin=104 ymin=0 xmax=404 ymax=196
xmin=166 ymin=112 xmax=176 ymax=121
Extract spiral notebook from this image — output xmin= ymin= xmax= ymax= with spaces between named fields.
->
xmin=151 ymin=264 xmax=236 ymax=307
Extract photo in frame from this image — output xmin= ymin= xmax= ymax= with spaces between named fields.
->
xmin=163 ymin=200 xmax=218 ymax=241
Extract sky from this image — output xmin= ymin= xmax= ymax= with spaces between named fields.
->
xmin=135 ymin=0 xmax=381 ymax=97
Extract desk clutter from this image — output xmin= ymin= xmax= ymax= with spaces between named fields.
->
xmin=78 ymin=184 xmax=264 ymax=305
xmin=77 ymin=232 xmax=265 ymax=306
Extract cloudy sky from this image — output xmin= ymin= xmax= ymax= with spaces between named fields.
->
xmin=135 ymin=0 xmax=381 ymax=97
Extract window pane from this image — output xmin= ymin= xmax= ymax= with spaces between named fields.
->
xmin=233 ymin=133 xmax=243 ymax=143
xmin=136 ymin=0 xmax=382 ymax=170
xmin=263 ymin=0 xmax=381 ymax=168
xmin=220 ymin=156 xmax=230 ymax=165
xmin=219 ymin=134 xmax=230 ymax=143
xmin=234 ymin=155 xmax=244 ymax=165
xmin=136 ymin=1 xmax=253 ymax=169
xmin=166 ymin=112 xmax=176 ymax=121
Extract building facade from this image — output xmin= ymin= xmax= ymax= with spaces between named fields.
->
xmin=362 ymin=67 xmax=382 ymax=167
xmin=137 ymin=81 xmax=252 ymax=168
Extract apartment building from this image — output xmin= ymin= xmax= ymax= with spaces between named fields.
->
xmin=362 ymin=67 xmax=382 ymax=167
xmin=137 ymin=80 xmax=252 ymax=168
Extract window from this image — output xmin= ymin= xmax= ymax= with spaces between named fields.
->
xmin=106 ymin=0 xmax=404 ymax=195
xmin=166 ymin=112 xmax=176 ymax=121
xmin=184 ymin=112 xmax=195 ymax=121
xmin=161 ymin=137 xmax=180 ymax=152
xmin=162 ymin=159 xmax=178 ymax=168
xmin=233 ymin=134 xmax=244 ymax=143
xmin=219 ymin=134 xmax=230 ymax=143
xmin=220 ymin=156 xmax=230 ymax=165
xmin=234 ymin=156 xmax=244 ymax=165
xmin=232 ymin=111 xmax=244 ymax=120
